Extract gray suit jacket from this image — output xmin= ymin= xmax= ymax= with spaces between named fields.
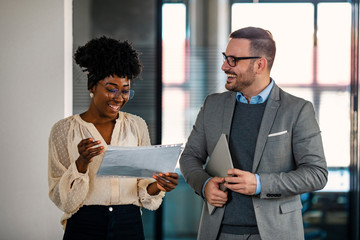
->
xmin=179 ymin=83 xmax=328 ymax=240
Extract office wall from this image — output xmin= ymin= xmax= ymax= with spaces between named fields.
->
xmin=0 ymin=0 xmax=65 ymax=239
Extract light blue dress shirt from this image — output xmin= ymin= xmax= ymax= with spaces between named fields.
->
xmin=202 ymin=80 xmax=274 ymax=197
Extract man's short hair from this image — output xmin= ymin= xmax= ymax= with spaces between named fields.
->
xmin=230 ymin=27 xmax=276 ymax=70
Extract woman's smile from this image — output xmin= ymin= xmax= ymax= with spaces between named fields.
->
xmin=107 ymin=103 xmax=121 ymax=112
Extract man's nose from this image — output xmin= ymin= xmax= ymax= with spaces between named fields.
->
xmin=221 ymin=60 xmax=230 ymax=71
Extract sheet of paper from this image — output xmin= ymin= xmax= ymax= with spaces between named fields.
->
xmin=97 ymin=144 xmax=183 ymax=178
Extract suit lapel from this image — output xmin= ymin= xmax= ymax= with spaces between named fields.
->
xmin=252 ymin=84 xmax=281 ymax=172
xmin=222 ymin=92 xmax=237 ymax=139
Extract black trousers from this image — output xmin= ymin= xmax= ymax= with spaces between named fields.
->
xmin=63 ymin=205 xmax=145 ymax=240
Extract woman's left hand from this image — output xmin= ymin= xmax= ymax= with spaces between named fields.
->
xmin=153 ymin=172 xmax=179 ymax=192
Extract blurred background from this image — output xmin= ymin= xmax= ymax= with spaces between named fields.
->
xmin=0 ymin=0 xmax=359 ymax=239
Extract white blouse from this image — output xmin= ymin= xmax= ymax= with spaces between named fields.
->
xmin=48 ymin=112 xmax=165 ymax=227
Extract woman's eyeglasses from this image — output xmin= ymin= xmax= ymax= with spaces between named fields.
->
xmin=98 ymin=83 xmax=135 ymax=100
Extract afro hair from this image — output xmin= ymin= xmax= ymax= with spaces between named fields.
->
xmin=74 ymin=36 xmax=143 ymax=89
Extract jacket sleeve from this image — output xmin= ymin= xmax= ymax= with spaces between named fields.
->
xmin=259 ymin=101 xmax=328 ymax=198
xmin=180 ymin=96 xmax=213 ymax=196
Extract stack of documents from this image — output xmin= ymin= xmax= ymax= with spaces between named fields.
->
xmin=97 ymin=144 xmax=182 ymax=178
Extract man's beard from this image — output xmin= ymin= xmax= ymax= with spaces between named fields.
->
xmin=225 ymin=68 xmax=255 ymax=92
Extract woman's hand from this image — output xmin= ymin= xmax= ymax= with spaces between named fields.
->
xmin=147 ymin=172 xmax=179 ymax=195
xmin=75 ymin=138 xmax=104 ymax=173
xmin=154 ymin=172 xmax=179 ymax=192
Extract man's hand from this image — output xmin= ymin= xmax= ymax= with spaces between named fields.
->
xmin=204 ymin=177 xmax=228 ymax=207
xmin=224 ymin=168 xmax=257 ymax=195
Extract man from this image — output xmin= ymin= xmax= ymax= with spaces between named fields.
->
xmin=179 ymin=27 xmax=328 ymax=240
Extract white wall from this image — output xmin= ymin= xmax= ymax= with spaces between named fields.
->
xmin=0 ymin=0 xmax=67 ymax=239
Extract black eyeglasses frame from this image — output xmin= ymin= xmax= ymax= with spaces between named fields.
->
xmin=222 ymin=52 xmax=261 ymax=67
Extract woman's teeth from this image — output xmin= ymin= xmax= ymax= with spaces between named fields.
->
xmin=109 ymin=104 xmax=120 ymax=111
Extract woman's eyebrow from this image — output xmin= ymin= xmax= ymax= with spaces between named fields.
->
xmin=105 ymin=82 xmax=130 ymax=87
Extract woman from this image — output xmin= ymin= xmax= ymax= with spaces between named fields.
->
xmin=48 ymin=36 xmax=178 ymax=240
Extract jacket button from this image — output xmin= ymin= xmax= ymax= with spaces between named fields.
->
xmin=109 ymin=207 xmax=113 ymax=212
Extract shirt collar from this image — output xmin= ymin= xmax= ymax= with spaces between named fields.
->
xmin=236 ymin=79 xmax=274 ymax=104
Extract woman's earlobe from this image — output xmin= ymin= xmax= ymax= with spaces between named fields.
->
xmin=89 ymin=86 xmax=96 ymax=98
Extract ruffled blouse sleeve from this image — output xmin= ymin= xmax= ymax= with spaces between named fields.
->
xmin=48 ymin=118 xmax=90 ymax=214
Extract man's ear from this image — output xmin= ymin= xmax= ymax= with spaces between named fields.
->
xmin=255 ymin=58 xmax=268 ymax=74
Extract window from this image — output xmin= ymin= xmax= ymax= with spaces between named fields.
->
xmin=232 ymin=2 xmax=351 ymax=238
xmin=232 ymin=3 xmax=314 ymax=85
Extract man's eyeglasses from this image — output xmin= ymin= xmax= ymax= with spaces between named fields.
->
xmin=222 ymin=52 xmax=261 ymax=67
xmin=98 ymin=83 xmax=135 ymax=100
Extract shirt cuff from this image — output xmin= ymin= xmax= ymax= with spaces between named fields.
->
xmin=202 ymin=177 xmax=212 ymax=198
xmin=255 ymin=174 xmax=261 ymax=195
xmin=138 ymin=179 xmax=165 ymax=211
xmin=68 ymin=162 xmax=89 ymax=187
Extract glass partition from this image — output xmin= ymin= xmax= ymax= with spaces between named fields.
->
xmin=73 ymin=1 xmax=355 ymax=239
xmin=232 ymin=3 xmax=314 ymax=85
xmin=231 ymin=2 xmax=351 ymax=239
xmin=73 ymin=0 xmax=161 ymax=238
xmin=161 ymin=1 xmax=352 ymax=239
